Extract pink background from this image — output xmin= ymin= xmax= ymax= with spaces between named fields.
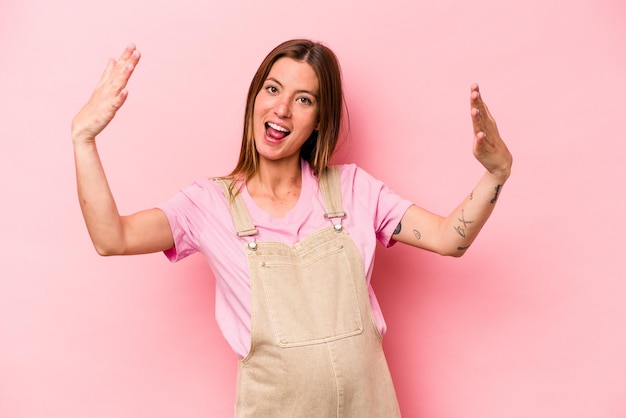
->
xmin=1 ymin=0 xmax=625 ymax=416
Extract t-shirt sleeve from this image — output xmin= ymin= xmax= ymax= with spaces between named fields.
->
xmin=347 ymin=165 xmax=413 ymax=248
xmin=156 ymin=181 xmax=207 ymax=262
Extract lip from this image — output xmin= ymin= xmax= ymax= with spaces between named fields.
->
xmin=264 ymin=120 xmax=291 ymax=143
xmin=262 ymin=131 xmax=283 ymax=144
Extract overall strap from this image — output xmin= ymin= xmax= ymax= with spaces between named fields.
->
xmin=214 ymin=167 xmax=344 ymax=237
xmin=319 ymin=166 xmax=346 ymax=221
xmin=213 ymin=178 xmax=259 ymax=237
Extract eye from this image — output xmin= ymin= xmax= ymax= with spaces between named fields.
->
xmin=265 ymin=85 xmax=279 ymax=94
xmin=297 ymin=96 xmax=313 ymax=105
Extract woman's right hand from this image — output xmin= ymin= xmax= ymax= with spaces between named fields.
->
xmin=71 ymin=44 xmax=141 ymax=144
xmin=71 ymin=44 xmax=174 ymax=256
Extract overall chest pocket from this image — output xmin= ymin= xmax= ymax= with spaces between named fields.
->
xmin=257 ymin=241 xmax=364 ymax=347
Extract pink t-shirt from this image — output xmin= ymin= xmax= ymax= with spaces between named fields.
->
xmin=158 ymin=162 xmax=413 ymax=358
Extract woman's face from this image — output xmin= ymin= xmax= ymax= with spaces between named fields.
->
xmin=253 ymin=57 xmax=319 ymax=166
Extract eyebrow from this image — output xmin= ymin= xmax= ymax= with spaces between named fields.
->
xmin=266 ymin=77 xmax=318 ymax=99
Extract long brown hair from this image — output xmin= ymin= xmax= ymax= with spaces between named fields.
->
xmin=228 ymin=39 xmax=345 ymax=190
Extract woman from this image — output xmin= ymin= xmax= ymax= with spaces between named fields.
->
xmin=72 ymin=39 xmax=512 ymax=417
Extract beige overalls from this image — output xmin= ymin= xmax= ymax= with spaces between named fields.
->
xmin=216 ymin=167 xmax=401 ymax=418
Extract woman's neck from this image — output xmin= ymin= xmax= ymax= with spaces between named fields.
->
xmin=246 ymin=158 xmax=303 ymax=218
xmin=248 ymin=157 xmax=302 ymax=198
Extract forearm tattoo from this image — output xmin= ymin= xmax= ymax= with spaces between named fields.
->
xmin=454 ymin=209 xmax=473 ymax=238
xmin=458 ymin=209 xmax=474 ymax=228
xmin=491 ymin=185 xmax=502 ymax=204
xmin=452 ymin=185 xmax=500 ymax=246
xmin=413 ymin=229 xmax=421 ymax=240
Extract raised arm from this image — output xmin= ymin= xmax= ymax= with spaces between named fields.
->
xmin=72 ymin=44 xmax=174 ymax=256
xmin=393 ymin=84 xmax=512 ymax=256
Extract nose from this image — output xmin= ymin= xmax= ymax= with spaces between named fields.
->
xmin=274 ymin=96 xmax=291 ymax=118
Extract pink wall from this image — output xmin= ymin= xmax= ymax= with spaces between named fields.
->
xmin=2 ymin=0 xmax=625 ymax=416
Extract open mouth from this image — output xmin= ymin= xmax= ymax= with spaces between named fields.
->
xmin=265 ymin=122 xmax=291 ymax=140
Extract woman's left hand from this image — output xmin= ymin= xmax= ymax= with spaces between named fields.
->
xmin=470 ymin=84 xmax=513 ymax=181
